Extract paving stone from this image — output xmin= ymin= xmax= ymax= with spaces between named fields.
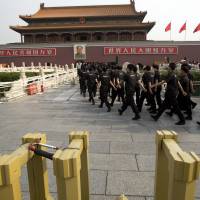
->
xmin=107 ymin=171 xmax=154 ymax=196
xmin=177 ymin=133 xmax=200 ymax=142
xmin=179 ymin=142 xmax=200 ymax=154
xmin=110 ymin=142 xmax=155 ymax=155
xmin=136 ymin=155 xmax=156 ymax=172
xmin=145 ymin=198 xmax=153 ymax=200
xmin=22 ymin=192 xmax=57 ymax=200
xmin=90 ymin=170 xmax=107 ymax=195
xmin=146 ymin=198 xmax=200 ymax=200
xmin=196 ymin=180 xmax=200 ymax=198
xmin=90 ymin=195 xmax=145 ymax=200
xmin=90 ymin=141 xmax=110 ymax=154
xmin=90 ymin=133 xmax=132 ymax=142
xmin=131 ymin=134 xmax=155 ymax=142
xmin=90 ymin=153 xmax=137 ymax=171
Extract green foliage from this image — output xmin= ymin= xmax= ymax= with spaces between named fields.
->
xmin=25 ymin=72 xmax=39 ymax=77
xmin=160 ymin=70 xmax=200 ymax=81
xmin=0 ymin=72 xmax=20 ymax=82
xmin=191 ymin=71 xmax=200 ymax=81
xmin=160 ymin=70 xmax=168 ymax=80
xmin=45 ymin=72 xmax=54 ymax=75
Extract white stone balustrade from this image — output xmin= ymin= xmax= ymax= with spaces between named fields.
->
xmin=0 ymin=64 xmax=77 ymax=101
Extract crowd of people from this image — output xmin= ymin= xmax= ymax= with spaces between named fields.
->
xmin=77 ymin=61 xmax=199 ymax=126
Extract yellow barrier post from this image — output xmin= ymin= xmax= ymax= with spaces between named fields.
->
xmin=155 ymin=130 xmax=177 ymax=200
xmin=0 ymin=144 xmax=33 ymax=200
xmin=53 ymin=131 xmax=89 ymax=200
xmin=118 ymin=194 xmax=128 ymax=200
xmin=53 ymin=149 xmax=81 ymax=200
xmin=0 ymin=154 xmax=22 ymax=200
xmin=22 ymin=133 xmax=53 ymax=200
xmin=69 ymin=131 xmax=89 ymax=200
xmin=155 ymin=130 xmax=200 ymax=200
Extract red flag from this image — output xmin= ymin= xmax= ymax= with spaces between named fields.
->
xmin=165 ymin=22 xmax=171 ymax=32
xmin=193 ymin=23 xmax=200 ymax=33
xmin=179 ymin=22 xmax=186 ymax=33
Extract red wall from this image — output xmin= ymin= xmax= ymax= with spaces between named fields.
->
xmin=0 ymin=42 xmax=200 ymax=66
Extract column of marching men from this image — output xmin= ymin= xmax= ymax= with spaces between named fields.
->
xmin=76 ymin=61 xmax=199 ymax=126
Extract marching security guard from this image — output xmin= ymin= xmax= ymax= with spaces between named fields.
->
xmin=87 ymin=67 xmax=98 ymax=105
xmin=152 ymin=64 xmax=162 ymax=109
xmin=98 ymin=66 xmax=113 ymax=112
xmin=118 ymin=64 xmax=141 ymax=120
xmin=110 ymin=65 xmax=125 ymax=106
xmin=177 ymin=64 xmax=192 ymax=120
xmin=138 ymin=65 xmax=156 ymax=113
xmin=187 ymin=65 xmax=197 ymax=109
xmin=151 ymin=63 xmax=185 ymax=125
xmin=79 ymin=65 xmax=88 ymax=97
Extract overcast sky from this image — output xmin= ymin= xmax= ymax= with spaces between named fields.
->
xmin=1 ymin=0 xmax=200 ymax=44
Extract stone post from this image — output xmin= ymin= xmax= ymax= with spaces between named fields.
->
xmin=65 ymin=64 xmax=68 ymax=71
xmin=11 ymin=62 xmax=15 ymax=72
xmin=20 ymin=67 xmax=27 ymax=88
xmin=54 ymin=65 xmax=58 ymax=88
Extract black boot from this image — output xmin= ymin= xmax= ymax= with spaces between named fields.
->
xmin=118 ymin=109 xmax=123 ymax=116
xmin=151 ymin=115 xmax=159 ymax=121
xmin=107 ymin=107 xmax=111 ymax=112
xmin=185 ymin=116 xmax=192 ymax=120
xmin=197 ymin=121 xmax=200 ymax=125
xmin=192 ymin=102 xmax=197 ymax=109
xmin=132 ymin=115 xmax=141 ymax=120
xmin=92 ymin=100 xmax=95 ymax=105
xmin=166 ymin=111 xmax=173 ymax=117
xmin=175 ymin=120 xmax=185 ymax=125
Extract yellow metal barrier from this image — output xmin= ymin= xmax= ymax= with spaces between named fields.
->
xmin=117 ymin=194 xmax=128 ymax=200
xmin=0 ymin=133 xmax=52 ymax=200
xmin=0 ymin=131 xmax=90 ymax=200
xmin=53 ymin=131 xmax=89 ymax=200
xmin=1 ymin=130 xmax=199 ymax=200
xmin=155 ymin=130 xmax=200 ymax=200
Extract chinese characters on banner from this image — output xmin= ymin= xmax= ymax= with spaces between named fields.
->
xmin=0 ymin=48 xmax=56 ymax=57
xmin=104 ymin=47 xmax=178 ymax=55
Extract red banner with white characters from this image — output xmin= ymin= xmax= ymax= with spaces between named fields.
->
xmin=104 ymin=47 xmax=178 ymax=55
xmin=0 ymin=48 xmax=56 ymax=57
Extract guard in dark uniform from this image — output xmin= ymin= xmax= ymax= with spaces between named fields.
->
xmin=79 ymin=65 xmax=88 ymax=97
xmin=177 ymin=65 xmax=192 ymax=120
xmin=118 ymin=64 xmax=140 ymax=120
xmin=98 ymin=67 xmax=112 ymax=112
xmin=187 ymin=65 xmax=197 ymax=109
xmin=138 ymin=65 xmax=156 ymax=113
xmin=151 ymin=63 xmax=185 ymax=125
xmin=152 ymin=64 xmax=162 ymax=109
xmin=87 ymin=67 xmax=98 ymax=105
xmin=110 ymin=65 xmax=125 ymax=106
xmin=134 ymin=65 xmax=141 ymax=107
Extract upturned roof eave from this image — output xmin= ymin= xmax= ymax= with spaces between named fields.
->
xmin=19 ymin=13 xmax=146 ymax=21
xmin=10 ymin=22 xmax=155 ymax=33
